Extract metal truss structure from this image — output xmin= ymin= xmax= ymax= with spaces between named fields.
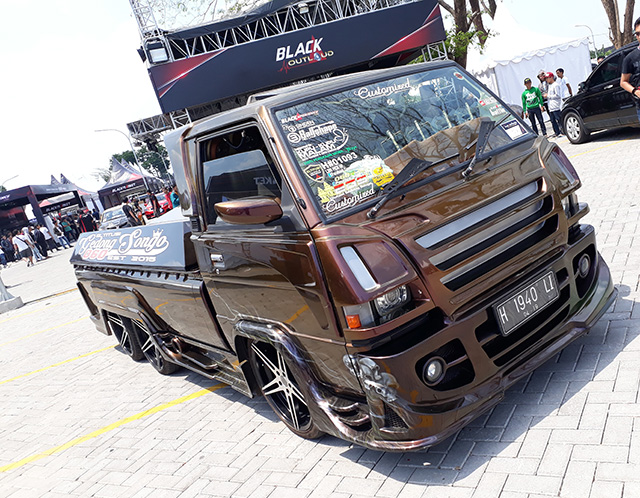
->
xmin=129 ymin=0 xmax=164 ymax=42
xmin=126 ymin=0 xmax=448 ymax=143
xmin=164 ymin=0 xmax=416 ymax=63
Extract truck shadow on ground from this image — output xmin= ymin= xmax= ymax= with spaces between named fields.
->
xmin=154 ymin=284 xmax=636 ymax=487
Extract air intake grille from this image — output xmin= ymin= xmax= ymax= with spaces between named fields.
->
xmin=415 ymin=179 xmax=557 ymax=291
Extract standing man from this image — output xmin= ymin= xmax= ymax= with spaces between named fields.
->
xmin=39 ymin=224 xmax=59 ymax=252
xmin=556 ymin=68 xmax=573 ymax=100
xmin=1 ymin=234 xmax=15 ymax=263
xmin=13 ymin=229 xmax=34 ymax=267
xmin=621 ymin=16 xmax=640 ymax=122
xmin=170 ymin=185 xmax=180 ymax=208
xmin=122 ymin=198 xmax=141 ymax=227
xmin=522 ymin=77 xmax=547 ymax=136
xmin=546 ymin=72 xmax=563 ymax=137
xmin=537 ymin=70 xmax=549 ymax=112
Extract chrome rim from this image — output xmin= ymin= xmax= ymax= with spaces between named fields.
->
xmin=109 ymin=315 xmax=133 ymax=355
xmin=566 ymin=116 xmax=581 ymax=141
xmin=251 ymin=342 xmax=311 ymax=431
xmin=135 ymin=322 xmax=164 ymax=370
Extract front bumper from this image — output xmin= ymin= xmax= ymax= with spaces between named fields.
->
xmin=312 ymin=225 xmax=615 ymax=451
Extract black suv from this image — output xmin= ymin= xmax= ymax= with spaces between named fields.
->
xmin=561 ymin=43 xmax=639 ymax=144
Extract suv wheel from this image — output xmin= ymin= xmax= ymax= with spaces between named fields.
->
xmin=564 ymin=112 xmax=590 ymax=144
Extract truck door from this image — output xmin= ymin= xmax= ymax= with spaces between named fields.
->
xmin=191 ymin=124 xmax=342 ymax=353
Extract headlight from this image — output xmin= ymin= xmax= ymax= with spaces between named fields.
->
xmin=343 ymin=285 xmax=411 ymax=329
xmin=374 ymin=285 xmax=410 ymax=316
xmin=561 ymin=192 xmax=578 ymax=218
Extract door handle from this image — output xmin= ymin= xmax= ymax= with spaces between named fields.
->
xmin=604 ymin=84 xmax=614 ymax=90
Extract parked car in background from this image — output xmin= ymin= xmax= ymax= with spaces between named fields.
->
xmin=561 ymin=43 xmax=638 ymax=144
xmin=139 ymin=193 xmax=171 ymax=219
xmin=98 ymin=206 xmax=130 ymax=230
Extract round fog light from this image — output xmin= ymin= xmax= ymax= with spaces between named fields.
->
xmin=578 ymin=254 xmax=591 ymax=278
xmin=423 ymin=358 xmax=445 ymax=385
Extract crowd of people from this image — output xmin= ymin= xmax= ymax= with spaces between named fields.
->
xmin=122 ymin=185 xmax=180 ymax=227
xmin=0 ymin=184 xmax=182 ymax=268
xmin=521 ymin=68 xmax=573 ymax=138
xmin=0 ymin=209 xmax=98 ymax=268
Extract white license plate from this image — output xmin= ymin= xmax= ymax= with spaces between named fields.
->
xmin=494 ymin=271 xmax=559 ymax=336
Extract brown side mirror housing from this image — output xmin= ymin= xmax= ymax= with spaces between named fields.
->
xmin=214 ymin=197 xmax=282 ymax=225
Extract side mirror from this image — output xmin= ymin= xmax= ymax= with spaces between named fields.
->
xmin=214 ymin=197 xmax=282 ymax=225
xmin=578 ymin=82 xmax=586 ymax=93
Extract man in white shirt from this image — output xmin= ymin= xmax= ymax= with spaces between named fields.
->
xmin=546 ymin=72 xmax=564 ymax=137
xmin=39 ymin=225 xmax=60 ymax=252
xmin=12 ymin=229 xmax=34 ymax=267
xmin=556 ymin=68 xmax=573 ymax=100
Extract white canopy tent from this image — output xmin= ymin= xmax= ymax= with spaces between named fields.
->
xmin=467 ymin=8 xmax=593 ymax=107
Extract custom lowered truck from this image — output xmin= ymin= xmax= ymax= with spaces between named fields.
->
xmin=72 ymin=61 xmax=615 ymax=451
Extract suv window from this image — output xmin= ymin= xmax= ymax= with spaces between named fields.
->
xmin=201 ymin=126 xmax=282 ymax=225
xmin=590 ymin=54 xmax=623 ymax=86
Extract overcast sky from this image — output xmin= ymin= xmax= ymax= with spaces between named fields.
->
xmin=0 ymin=0 xmax=633 ymax=193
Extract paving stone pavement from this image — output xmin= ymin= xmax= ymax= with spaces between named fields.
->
xmin=0 ymin=127 xmax=639 ymax=498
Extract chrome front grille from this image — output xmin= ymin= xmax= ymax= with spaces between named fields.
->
xmin=416 ymin=179 xmax=556 ymax=291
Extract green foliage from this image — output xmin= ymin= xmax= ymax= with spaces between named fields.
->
xmin=0 ymin=185 xmax=6 ymax=193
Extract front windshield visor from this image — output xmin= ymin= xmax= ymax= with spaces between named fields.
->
xmin=275 ymin=66 xmax=529 ymax=218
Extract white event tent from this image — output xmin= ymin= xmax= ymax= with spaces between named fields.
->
xmin=466 ymin=8 xmax=593 ymax=108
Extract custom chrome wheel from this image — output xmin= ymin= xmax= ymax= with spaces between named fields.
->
xmin=132 ymin=320 xmax=179 ymax=375
xmin=106 ymin=313 xmax=144 ymax=361
xmin=249 ymin=340 xmax=322 ymax=438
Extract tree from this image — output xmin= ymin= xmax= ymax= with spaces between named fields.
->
xmin=0 ymin=185 xmax=6 ymax=193
xmin=601 ymin=0 xmax=636 ymax=49
xmin=437 ymin=0 xmax=498 ymax=68
xmin=150 ymin=0 xmax=267 ymax=30
xmin=93 ymin=145 xmax=171 ymax=185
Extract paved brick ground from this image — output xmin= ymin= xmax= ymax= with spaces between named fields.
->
xmin=0 ymin=126 xmax=639 ymax=498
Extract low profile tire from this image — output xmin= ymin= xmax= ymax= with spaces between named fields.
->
xmin=564 ymin=111 xmax=590 ymax=144
xmin=248 ymin=339 xmax=323 ymax=439
xmin=132 ymin=320 xmax=180 ymax=375
xmin=108 ymin=314 xmax=144 ymax=361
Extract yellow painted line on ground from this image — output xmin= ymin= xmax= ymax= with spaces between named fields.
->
xmin=568 ymin=137 xmax=631 ymax=159
xmin=0 ymin=316 xmax=88 ymax=348
xmin=285 ymin=305 xmax=309 ymax=324
xmin=0 ymin=345 xmax=115 ymax=386
xmin=0 ymin=296 xmax=81 ymax=325
xmin=0 ymin=383 xmax=226 ymax=472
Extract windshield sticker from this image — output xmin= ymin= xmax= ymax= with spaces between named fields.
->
xmin=354 ymin=78 xmax=411 ymax=100
xmin=280 ymin=110 xmax=320 ymax=124
xmin=286 ymin=120 xmax=339 ymax=144
xmin=293 ymin=128 xmax=349 ymax=161
xmin=303 ymin=164 xmax=325 ymax=183
xmin=301 ymin=146 xmax=357 ymax=166
xmin=489 ymin=104 xmax=507 ymax=117
xmin=325 ymin=186 xmax=376 ymax=213
xmin=501 ymin=119 xmax=526 ymax=140
xmin=454 ymin=72 xmax=464 ymax=80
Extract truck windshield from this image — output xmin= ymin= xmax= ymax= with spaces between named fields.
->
xmin=275 ymin=66 xmax=528 ymax=218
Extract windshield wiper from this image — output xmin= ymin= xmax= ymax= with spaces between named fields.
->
xmin=462 ymin=115 xmax=509 ymax=179
xmin=367 ymin=153 xmax=458 ymax=219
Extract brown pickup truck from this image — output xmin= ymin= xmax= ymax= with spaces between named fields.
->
xmin=72 ymin=61 xmax=615 ymax=451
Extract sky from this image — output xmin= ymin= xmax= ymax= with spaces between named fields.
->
xmin=0 ymin=0 xmax=633 ymax=193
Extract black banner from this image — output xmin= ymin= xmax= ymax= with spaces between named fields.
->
xmin=148 ymin=0 xmax=445 ymax=113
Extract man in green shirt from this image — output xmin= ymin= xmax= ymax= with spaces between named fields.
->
xmin=521 ymin=77 xmax=547 ymax=136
